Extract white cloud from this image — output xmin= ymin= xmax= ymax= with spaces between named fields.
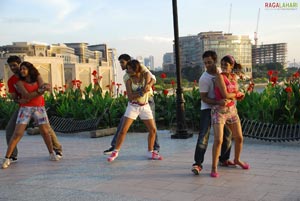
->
xmin=143 ymin=36 xmax=173 ymax=43
xmin=31 ymin=0 xmax=80 ymax=20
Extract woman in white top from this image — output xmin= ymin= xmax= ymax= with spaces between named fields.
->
xmin=107 ymin=60 xmax=162 ymax=162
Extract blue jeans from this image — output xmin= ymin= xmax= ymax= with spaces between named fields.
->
xmin=111 ymin=98 xmax=160 ymax=151
xmin=193 ymin=109 xmax=232 ymax=167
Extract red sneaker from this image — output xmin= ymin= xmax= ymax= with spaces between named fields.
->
xmin=107 ymin=151 xmax=118 ymax=162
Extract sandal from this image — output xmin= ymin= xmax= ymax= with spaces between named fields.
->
xmin=234 ymin=160 xmax=250 ymax=169
xmin=210 ymin=172 xmax=219 ymax=178
xmin=219 ymin=160 xmax=236 ymax=167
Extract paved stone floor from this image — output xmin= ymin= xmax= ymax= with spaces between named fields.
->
xmin=0 ymin=130 xmax=299 ymax=201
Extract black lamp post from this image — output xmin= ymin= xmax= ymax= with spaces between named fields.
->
xmin=171 ymin=0 xmax=193 ymax=139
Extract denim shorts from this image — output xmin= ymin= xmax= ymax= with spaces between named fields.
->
xmin=17 ymin=106 xmax=49 ymax=125
xmin=211 ymin=106 xmax=240 ymax=125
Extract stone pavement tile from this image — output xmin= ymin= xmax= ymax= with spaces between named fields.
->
xmin=195 ymin=195 xmax=240 ymax=201
xmin=1 ymin=130 xmax=300 ymax=201
xmin=86 ymin=180 xmax=172 ymax=200
xmin=260 ymin=192 xmax=300 ymax=201
xmin=0 ymin=184 xmax=72 ymax=201
xmin=162 ymin=182 xmax=200 ymax=193
xmin=160 ymin=190 xmax=201 ymax=201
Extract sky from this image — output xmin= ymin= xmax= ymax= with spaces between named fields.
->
xmin=0 ymin=0 xmax=300 ymax=68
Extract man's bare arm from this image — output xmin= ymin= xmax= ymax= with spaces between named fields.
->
xmin=200 ymin=92 xmax=227 ymax=106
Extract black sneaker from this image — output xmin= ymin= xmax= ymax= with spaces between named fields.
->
xmin=103 ymin=147 xmax=114 ymax=155
xmin=191 ymin=165 xmax=202 ymax=175
xmin=9 ymin=157 xmax=18 ymax=163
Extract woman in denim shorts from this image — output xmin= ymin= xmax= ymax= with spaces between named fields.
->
xmin=2 ymin=62 xmax=59 ymax=169
xmin=210 ymin=55 xmax=250 ymax=177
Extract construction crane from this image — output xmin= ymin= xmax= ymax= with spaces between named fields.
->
xmin=228 ymin=3 xmax=232 ymax=33
xmin=254 ymin=8 xmax=260 ymax=46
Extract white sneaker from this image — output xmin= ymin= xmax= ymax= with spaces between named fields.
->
xmin=2 ymin=158 xmax=11 ymax=169
xmin=147 ymin=151 xmax=163 ymax=160
xmin=49 ymin=152 xmax=60 ymax=161
xmin=55 ymin=152 xmax=63 ymax=159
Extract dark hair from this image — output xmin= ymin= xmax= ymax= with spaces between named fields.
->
xmin=202 ymin=50 xmax=217 ymax=62
xmin=19 ymin=61 xmax=40 ymax=83
xmin=126 ymin=60 xmax=141 ymax=73
xmin=7 ymin=55 xmax=22 ymax=64
xmin=118 ymin=54 xmax=131 ymax=61
xmin=221 ymin=55 xmax=242 ymax=73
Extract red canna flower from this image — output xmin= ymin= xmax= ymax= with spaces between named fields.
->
xmin=163 ymin=89 xmax=168 ymax=95
xmin=193 ymin=80 xmax=197 ymax=87
xmin=160 ymin=73 xmax=167 ymax=79
xmin=293 ymin=71 xmax=300 ymax=78
xmin=71 ymin=80 xmax=77 ymax=86
xmin=170 ymin=80 xmax=175 ymax=86
xmin=267 ymin=70 xmax=273 ymax=76
xmin=270 ymin=76 xmax=278 ymax=84
xmin=92 ymin=70 xmax=97 ymax=76
xmin=285 ymin=86 xmax=293 ymax=93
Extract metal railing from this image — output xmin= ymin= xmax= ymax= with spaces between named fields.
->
xmin=241 ymin=118 xmax=300 ymax=142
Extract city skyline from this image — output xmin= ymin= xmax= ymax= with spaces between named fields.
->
xmin=0 ymin=0 xmax=299 ymax=67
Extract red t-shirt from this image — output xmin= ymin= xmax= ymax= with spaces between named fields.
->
xmin=7 ymin=75 xmax=20 ymax=96
xmin=19 ymin=81 xmax=45 ymax=107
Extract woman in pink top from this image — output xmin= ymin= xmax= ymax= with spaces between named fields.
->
xmin=2 ymin=62 xmax=59 ymax=169
xmin=210 ymin=55 xmax=249 ymax=177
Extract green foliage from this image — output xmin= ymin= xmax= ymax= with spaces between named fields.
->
xmin=237 ymin=78 xmax=300 ymax=124
xmin=0 ymin=95 xmax=18 ymax=128
xmin=1 ymin=77 xmax=300 ymax=130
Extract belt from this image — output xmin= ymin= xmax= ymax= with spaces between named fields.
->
xmin=130 ymin=102 xmax=148 ymax=106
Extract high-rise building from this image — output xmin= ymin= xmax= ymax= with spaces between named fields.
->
xmin=48 ymin=43 xmax=79 ymax=64
xmin=178 ymin=35 xmax=202 ymax=69
xmin=162 ymin=52 xmax=175 ymax=72
xmin=65 ymin=43 xmax=94 ymax=63
xmin=199 ymin=31 xmax=252 ymax=76
xmin=144 ymin=56 xmax=155 ymax=71
xmin=252 ymin=43 xmax=287 ymax=68
xmin=88 ymin=44 xmax=108 ymax=64
xmin=177 ymin=31 xmax=252 ymax=77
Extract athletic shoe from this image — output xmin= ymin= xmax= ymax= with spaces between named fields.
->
xmin=55 ymin=151 xmax=63 ymax=159
xmin=49 ymin=152 xmax=60 ymax=161
xmin=148 ymin=151 xmax=163 ymax=160
xmin=191 ymin=165 xmax=202 ymax=175
xmin=9 ymin=157 xmax=18 ymax=163
xmin=103 ymin=146 xmax=115 ymax=155
xmin=107 ymin=150 xmax=118 ymax=162
xmin=2 ymin=158 xmax=11 ymax=169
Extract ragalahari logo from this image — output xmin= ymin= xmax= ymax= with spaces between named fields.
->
xmin=265 ymin=2 xmax=298 ymax=10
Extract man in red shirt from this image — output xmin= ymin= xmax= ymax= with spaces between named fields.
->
xmin=5 ymin=56 xmax=63 ymax=162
